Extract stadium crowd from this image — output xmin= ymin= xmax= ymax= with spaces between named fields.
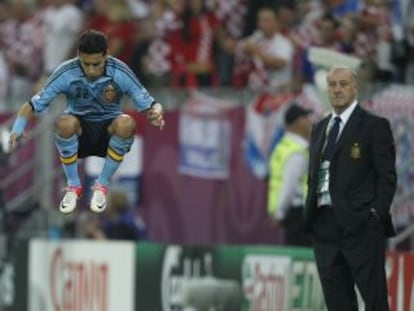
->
xmin=0 ymin=0 xmax=414 ymax=111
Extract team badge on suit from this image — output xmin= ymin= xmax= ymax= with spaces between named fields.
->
xmin=350 ymin=143 xmax=361 ymax=159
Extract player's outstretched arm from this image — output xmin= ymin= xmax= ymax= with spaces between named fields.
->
xmin=9 ymin=102 xmax=36 ymax=151
xmin=146 ymin=102 xmax=165 ymax=130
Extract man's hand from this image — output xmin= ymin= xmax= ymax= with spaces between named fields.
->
xmin=147 ymin=103 xmax=165 ymax=130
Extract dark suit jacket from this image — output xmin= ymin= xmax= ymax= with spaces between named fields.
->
xmin=304 ymin=105 xmax=397 ymax=237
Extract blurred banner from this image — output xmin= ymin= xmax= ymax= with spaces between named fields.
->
xmin=386 ymin=251 xmax=414 ymax=311
xmin=128 ymin=244 xmax=414 ymax=311
xmin=178 ymin=92 xmax=233 ymax=179
xmin=8 ymin=240 xmax=414 ymax=311
xmin=28 ymin=240 xmax=136 ymax=311
xmin=136 ymin=242 xmax=325 ymax=311
xmin=141 ymin=107 xmax=278 ymax=245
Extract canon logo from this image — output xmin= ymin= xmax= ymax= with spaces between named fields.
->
xmin=49 ymin=248 xmax=109 ymax=311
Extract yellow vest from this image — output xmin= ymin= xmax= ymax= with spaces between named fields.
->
xmin=267 ymin=135 xmax=308 ymax=217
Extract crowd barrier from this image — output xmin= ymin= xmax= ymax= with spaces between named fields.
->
xmin=5 ymin=239 xmax=414 ymax=311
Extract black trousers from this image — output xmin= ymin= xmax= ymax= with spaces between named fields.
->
xmin=283 ymin=207 xmax=311 ymax=247
xmin=311 ymin=208 xmax=389 ymax=311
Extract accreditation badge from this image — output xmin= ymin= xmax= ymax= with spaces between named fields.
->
xmin=317 ymin=161 xmax=330 ymax=194
xmin=317 ymin=161 xmax=331 ymax=206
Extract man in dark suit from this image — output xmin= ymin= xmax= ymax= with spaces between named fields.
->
xmin=304 ymin=65 xmax=397 ymax=311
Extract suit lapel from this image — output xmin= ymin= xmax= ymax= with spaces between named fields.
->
xmin=313 ymin=117 xmax=330 ymax=167
xmin=331 ymin=105 xmax=364 ymax=158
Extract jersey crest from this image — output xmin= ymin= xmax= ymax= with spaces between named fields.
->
xmin=103 ymin=83 xmax=117 ymax=103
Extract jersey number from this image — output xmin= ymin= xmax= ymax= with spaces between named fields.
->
xmin=75 ymin=87 xmax=89 ymax=99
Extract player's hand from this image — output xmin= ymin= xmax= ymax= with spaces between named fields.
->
xmin=8 ymin=132 xmax=26 ymax=152
xmin=147 ymin=103 xmax=165 ymax=130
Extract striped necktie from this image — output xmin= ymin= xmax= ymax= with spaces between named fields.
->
xmin=322 ymin=116 xmax=341 ymax=161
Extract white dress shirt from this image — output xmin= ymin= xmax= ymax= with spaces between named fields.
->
xmin=328 ymin=100 xmax=358 ymax=138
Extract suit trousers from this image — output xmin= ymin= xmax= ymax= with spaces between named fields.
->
xmin=311 ymin=208 xmax=389 ymax=311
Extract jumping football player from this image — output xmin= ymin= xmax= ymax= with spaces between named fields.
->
xmin=9 ymin=29 xmax=165 ymax=214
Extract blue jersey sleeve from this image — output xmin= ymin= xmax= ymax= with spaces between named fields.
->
xmin=114 ymin=61 xmax=155 ymax=111
xmin=31 ymin=64 xmax=69 ymax=114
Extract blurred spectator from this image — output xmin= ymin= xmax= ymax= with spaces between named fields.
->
xmin=86 ymin=0 xmax=136 ymax=63
xmin=0 ymin=52 xmax=7 ymax=111
xmin=40 ymin=0 xmax=84 ymax=75
xmin=291 ymin=13 xmax=343 ymax=82
xmin=267 ymin=103 xmax=313 ymax=247
xmin=169 ymin=0 xmax=220 ymax=88
xmin=124 ymin=0 xmax=151 ymax=19
xmin=276 ymin=2 xmax=303 ymax=85
xmin=405 ymin=0 xmax=414 ymax=83
xmin=375 ymin=24 xmax=395 ymax=82
xmin=296 ymin=0 xmax=325 ymax=24
xmin=0 ymin=1 xmax=9 ymax=110
xmin=277 ymin=2 xmax=298 ymax=36
xmin=142 ymin=0 xmax=184 ymax=87
xmin=129 ymin=17 xmax=154 ymax=85
xmin=356 ymin=0 xmax=399 ymax=82
xmin=242 ymin=0 xmax=276 ymax=37
xmin=214 ymin=0 xmax=249 ymax=52
xmin=324 ymin=0 xmax=361 ymax=18
xmin=0 ymin=0 xmax=413 ymax=96
xmin=225 ymin=5 xmax=295 ymax=92
xmin=1 ymin=0 xmax=44 ymax=109
xmin=75 ymin=0 xmax=94 ymax=12
xmin=213 ymin=0 xmax=249 ymax=86
xmin=338 ymin=15 xmax=357 ymax=54
xmin=0 ymin=0 xmax=8 ymax=42
xmin=82 ymin=190 xmax=148 ymax=241
xmin=388 ymin=0 xmax=410 ymax=83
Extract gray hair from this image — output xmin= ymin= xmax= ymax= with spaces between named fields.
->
xmin=327 ymin=65 xmax=358 ymax=83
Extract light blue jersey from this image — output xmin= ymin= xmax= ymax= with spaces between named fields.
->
xmin=31 ymin=56 xmax=155 ymax=121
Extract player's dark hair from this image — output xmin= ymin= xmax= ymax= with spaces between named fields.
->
xmin=78 ymin=29 xmax=108 ymax=54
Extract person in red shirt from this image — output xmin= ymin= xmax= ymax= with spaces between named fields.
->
xmin=169 ymin=0 xmax=220 ymax=88
xmin=86 ymin=1 xmax=136 ymax=64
